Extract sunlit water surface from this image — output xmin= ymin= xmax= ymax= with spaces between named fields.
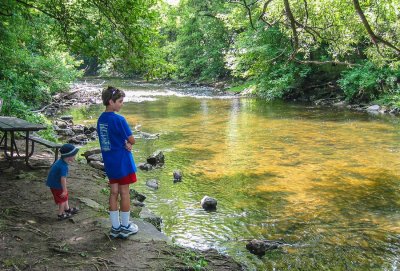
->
xmin=69 ymin=79 xmax=400 ymax=270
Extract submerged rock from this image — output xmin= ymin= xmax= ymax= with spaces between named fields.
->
xmin=146 ymin=179 xmax=159 ymax=189
xmin=246 ymin=239 xmax=286 ymax=256
xmin=138 ymin=162 xmax=153 ymax=171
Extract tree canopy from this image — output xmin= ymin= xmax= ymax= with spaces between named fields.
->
xmin=0 ymin=0 xmax=399 ymax=118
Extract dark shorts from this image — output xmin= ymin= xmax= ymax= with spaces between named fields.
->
xmin=109 ymin=172 xmax=137 ymax=185
xmin=50 ymin=188 xmax=68 ymax=204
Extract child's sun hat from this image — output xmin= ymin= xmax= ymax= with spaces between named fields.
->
xmin=60 ymin=143 xmax=79 ymax=158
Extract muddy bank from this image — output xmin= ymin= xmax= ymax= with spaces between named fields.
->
xmin=0 ymin=142 xmax=244 ymax=270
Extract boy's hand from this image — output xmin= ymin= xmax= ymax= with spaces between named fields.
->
xmin=60 ymin=190 xmax=67 ymax=198
xmin=125 ymin=140 xmax=132 ymax=151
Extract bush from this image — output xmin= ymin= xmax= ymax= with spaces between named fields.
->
xmin=231 ymin=25 xmax=311 ymax=100
xmin=338 ymin=61 xmax=400 ymax=103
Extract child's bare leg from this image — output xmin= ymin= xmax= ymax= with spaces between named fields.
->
xmin=58 ymin=202 xmax=66 ymax=215
xmin=109 ymin=183 xmax=119 ymax=211
xmin=119 ymin=184 xmax=130 ymax=212
xmin=109 ymin=183 xmax=120 ymax=229
xmin=64 ymin=200 xmax=70 ymax=211
xmin=119 ymin=184 xmax=132 ymax=227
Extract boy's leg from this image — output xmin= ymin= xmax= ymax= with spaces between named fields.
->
xmin=119 ymin=184 xmax=130 ymax=212
xmin=109 ymin=183 xmax=121 ymax=235
xmin=58 ymin=202 xmax=65 ymax=215
xmin=119 ymin=184 xmax=130 ymax=227
xmin=64 ymin=200 xmax=70 ymax=212
xmin=109 ymin=183 xmax=119 ymax=211
xmin=119 ymin=184 xmax=138 ymax=236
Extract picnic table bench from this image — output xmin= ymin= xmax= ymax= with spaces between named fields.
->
xmin=0 ymin=117 xmax=61 ymax=167
xmin=27 ymin=135 xmax=63 ymax=162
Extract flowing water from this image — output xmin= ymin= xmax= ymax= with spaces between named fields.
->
xmin=69 ymin=79 xmax=400 ymax=270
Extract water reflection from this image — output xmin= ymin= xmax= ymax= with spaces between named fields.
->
xmin=69 ymin=86 xmax=400 ymax=270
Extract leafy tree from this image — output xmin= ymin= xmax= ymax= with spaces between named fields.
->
xmin=338 ymin=61 xmax=400 ymax=102
xmin=173 ymin=0 xmax=231 ymax=81
xmin=0 ymin=1 xmax=81 ymax=115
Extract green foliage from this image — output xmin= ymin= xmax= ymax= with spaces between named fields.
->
xmin=43 ymin=0 xmax=164 ymax=78
xmin=0 ymin=2 xmax=82 ymax=114
xmin=173 ymin=0 xmax=230 ymax=81
xmin=231 ymin=25 xmax=311 ymax=100
xmin=258 ymin=62 xmax=311 ymax=100
xmin=100 ymin=187 xmax=110 ymax=196
xmin=338 ymin=62 xmax=400 ymax=102
xmin=227 ymin=81 xmax=256 ymax=93
xmin=177 ymin=249 xmax=209 ymax=271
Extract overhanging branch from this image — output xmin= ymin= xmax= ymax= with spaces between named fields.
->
xmin=352 ymin=0 xmax=400 ymax=55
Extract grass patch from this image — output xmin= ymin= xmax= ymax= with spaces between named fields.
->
xmin=227 ymin=80 xmax=256 ymax=93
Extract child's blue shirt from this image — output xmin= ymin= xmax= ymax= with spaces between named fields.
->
xmin=46 ymin=159 xmax=68 ymax=189
xmin=97 ymin=112 xmax=137 ymax=179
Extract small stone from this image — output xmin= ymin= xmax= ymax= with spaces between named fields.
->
xmin=146 ymin=179 xmax=159 ymax=189
xmin=173 ymin=170 xmax=182 ymax=183
xmin=201 ymin=196 xmax=217 ymax=211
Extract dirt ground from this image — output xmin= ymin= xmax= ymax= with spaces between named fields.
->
xmin=0 ymin=142 xmax=244 ymax=271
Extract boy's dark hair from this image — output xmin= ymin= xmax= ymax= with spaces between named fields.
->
xmin=102 ymin=86 xmax=125 ymax=106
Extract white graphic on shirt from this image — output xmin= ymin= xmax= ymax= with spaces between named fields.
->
xmin=99 ymin=123 xmax=111 ymax=151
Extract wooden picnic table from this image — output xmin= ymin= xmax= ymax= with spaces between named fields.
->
xmin=0 ymin=117 xmax=46 ymax=167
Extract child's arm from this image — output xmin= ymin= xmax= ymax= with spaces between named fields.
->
xmin=125 ymin=135 xmax=135 ymax=151
xmin=60 ymin=177 xmax=68 ymax=198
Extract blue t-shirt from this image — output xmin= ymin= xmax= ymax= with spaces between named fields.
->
xmin=97 ymin=112 xmax=137 ymax=179
xmin=46 ymin=159 xmax=68 ymax=189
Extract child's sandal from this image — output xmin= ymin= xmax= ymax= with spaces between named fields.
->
xmin=65 ymin=207 xmax=79 ymax=215
xmin=58 ymin=213 xmax=71 ymax=220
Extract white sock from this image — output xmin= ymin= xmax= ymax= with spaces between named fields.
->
xmin=120 ymin=211 xmax=130 ymax=227
xmin=109 ymin=210 xmax=120 ymax=229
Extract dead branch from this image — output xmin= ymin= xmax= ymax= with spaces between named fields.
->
xmin=294 ymin=58 xmax=358 ymax=67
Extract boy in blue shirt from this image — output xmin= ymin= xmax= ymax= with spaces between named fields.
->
xmin=97 ymin=86 xmax=139 ymax=238
xmin=46 ymin=143 xmax=79 ymax=220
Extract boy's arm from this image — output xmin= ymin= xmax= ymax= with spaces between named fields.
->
xmin=127 ymin=135 xmax=135 ymax=145
xmin=60 ymin=177 xmax=67 ymax=198
xmin=125 ymin=135 xmax=135 ymax=151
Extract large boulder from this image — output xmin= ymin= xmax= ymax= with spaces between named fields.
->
xmin=81 ymin=148 xmax=101 ymax=162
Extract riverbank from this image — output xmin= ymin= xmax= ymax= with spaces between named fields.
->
xmin=0 ymin=142 xmax=244 ymax=270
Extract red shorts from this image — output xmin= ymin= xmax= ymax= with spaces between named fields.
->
xmin=50 ymin=188 xmax=68 ymax=204
xmin=109 ymin=172 xmax=137 ymax=185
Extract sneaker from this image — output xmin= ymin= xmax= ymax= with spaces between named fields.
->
xmin=109 ymin=226 xmax=121 ymax=239
xmin=119 ymin=222 xmax=138 ymax=238
xmin=65 ymin=207 xmax=79 ymax=215
xmin=57 ymin=212 xmax=71 ymax=220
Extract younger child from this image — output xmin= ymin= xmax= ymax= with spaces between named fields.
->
xmin=97 ymin=86 xmax=139 ymax=238
xmin=46 ymin=143 xmax=79 ymax=220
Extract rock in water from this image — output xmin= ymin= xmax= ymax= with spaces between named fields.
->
xmin=146 ymin=151 xmax=164 ymax=166
xmin=246 ymin=239 xmax=285 ymax=256
xmin=173 ymin=170 xmax=182 ymax=183
xmin=146 ymin=179 xmax=159 ymax=189
xmin=201 ymin=196 xmax=217 ymax=211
